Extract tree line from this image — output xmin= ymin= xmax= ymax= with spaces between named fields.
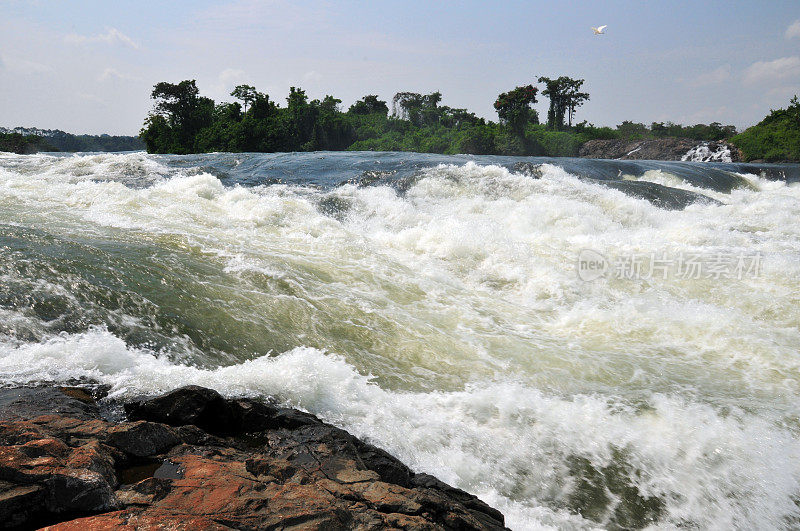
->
xmin=139 ymin=77 xmax=739 ymax=157
xmin=0 ymin=127 xmax=144 ymax=153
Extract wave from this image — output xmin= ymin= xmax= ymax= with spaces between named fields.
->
xmin=1 ymin=152 xmax=800 ymax=528
xmin=1 ymin=326 xmax=799 ymax=529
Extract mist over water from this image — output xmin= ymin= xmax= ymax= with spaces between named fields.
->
xmin=1 ymin=151 xmax=799 ymax=529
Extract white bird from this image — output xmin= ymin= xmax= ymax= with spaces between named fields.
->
xmin=592 ymin=25 xmax=607 ymax=35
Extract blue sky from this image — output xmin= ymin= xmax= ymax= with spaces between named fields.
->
xmin=1 ymin=0 xmax=799 ymax=135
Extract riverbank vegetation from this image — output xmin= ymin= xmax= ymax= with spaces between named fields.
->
xmin=140 ymin=78 xmax=742 ymax=157
xmin=0 ymin=127 xmax=144 ymax=153
xmin=731 ymin=96 xmax=800 ymax=162
xmin=0 ymin=132 xmax=55 ymax=154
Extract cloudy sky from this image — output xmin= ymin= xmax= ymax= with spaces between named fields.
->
xmin=1 ymin=0 xmax=799 ymax=135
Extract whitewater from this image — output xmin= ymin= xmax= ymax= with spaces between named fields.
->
xmin=1 ymin=150 xmax=799 ymax=529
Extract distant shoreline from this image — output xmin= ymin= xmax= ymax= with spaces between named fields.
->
xmin=5 ymin=142 xmax=799 ymax=165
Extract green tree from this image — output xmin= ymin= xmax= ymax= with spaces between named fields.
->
xmin=392 ymin=91 xmax=443 ymax=126
xmin=320 ymin=95 xmax=342 ymax=113
xmin=230 ymin=84 xmax=259 ymax=114
xmin=150 ymin=80 xmax=200 ymax=127
xmin=538 ymin=76 xmax=589 ymax=129
xmin=144 ymin=80 xmax=213 ymax=152
xmin=494 ymin=85 xmax=539 ymax=134
xmin=564 ymin=79 xmax=589 ymax=127
xmin=348 ymin=95 xmax=389 ymax=115
xmin=731 ymin=95 xmax=800 ymax=161
xmin=616 ymin=120 xmax=648 ymax=138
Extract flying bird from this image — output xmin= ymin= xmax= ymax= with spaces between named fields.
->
xmin=592 ymin=25 xmax=607 ymax=35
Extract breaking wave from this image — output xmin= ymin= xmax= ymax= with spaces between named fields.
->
xmin=1 ymin=151 xmax=800 ymax=529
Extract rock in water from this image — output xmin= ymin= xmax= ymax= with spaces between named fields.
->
xmin=0 ymin=385 xmax=507 ymax=530
xmin=579 ymin=138 xmax=742 ymax=162
xmin=593 ymin=179 xmax=720 ymax=210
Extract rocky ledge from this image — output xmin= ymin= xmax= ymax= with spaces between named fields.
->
xmin=0 ymin=385 xmax=505 ymax=530
xmin=579 ymin=138 xmax=742 ymax=162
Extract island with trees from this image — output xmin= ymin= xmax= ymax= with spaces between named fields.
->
xmin=2 ymin=76 xmax=779 ymax=162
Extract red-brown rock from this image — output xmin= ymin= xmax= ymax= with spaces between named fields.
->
xmin=0 ymin=386 xmax=506 ymax=530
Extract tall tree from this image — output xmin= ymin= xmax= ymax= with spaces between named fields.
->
xmin=538 ymin=76 xmax=589 ymax=129
xmin=564 ymin=79 xmax=589 ymax=127
xmin=494 ymin=85 xmax=539 ymax=134
xmin=392 ymin=91 xmax=442 ymax=126
xmin=230 ymin=84 xmax=259 ymax=114
xmin=146 ymin=80 xmax=213 ymax=152
xmin=151 ymin=80 xmax=200 ymax=128
xmin=538 ymin=76 xmax=568 ymax=130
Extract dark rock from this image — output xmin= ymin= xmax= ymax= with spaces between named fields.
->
xmin=579 ymin=138 xmax=742 ymax=162
xmin=0 ymin=480 xmax=44 ymax=528
xmin=106 ymin=422 xmax=180 ymax=458
xmin=126 ymin=386 xmax=321 ymax=436
xmin=512 ymin=162 xmax=544 ymax=178
xmin=0 ymin=385 xmax=507 ymax=530
xmin=124 ymin=386 xmax=234 ymax=433
xmin=593 ymin=179 xmax=720 ymax=209
xmin=152 ymin=460 xmax=183 ymax=480
xmin=0 ymin=388 xmax=100 ymax=422
xmin=413 ymin=473 xmax=507 ymax=527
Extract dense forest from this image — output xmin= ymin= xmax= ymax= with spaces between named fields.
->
xmin=732 ymin=96 xmax=800 ymax=162
xmin=140 ymin=79 xmax=742 ymax=158
xmin=0 ymin=132 xmax=55 ymax=154
xmin=0 ymin=127 xmax=144 ymax=153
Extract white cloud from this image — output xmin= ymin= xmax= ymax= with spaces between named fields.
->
xmin=743 ymin=56 xmax=800 ymax=85
xmin=97 ymin=68 xmax=137 ymax=82
xmin=207 ymin=69 xmax=248 ymax=99
xmin=786 ymin=20 xmax=800 ymax=39
xmin=688 ymin=65 xmax=731 ymax=87
xmin=764 ymin=85 xmax=799 ymax=107
xmin=65 ymin=28 xmax=139 ymax=49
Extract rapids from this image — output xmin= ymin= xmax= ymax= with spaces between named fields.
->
xmin=1 ymin=150 xmax=799 ymax=529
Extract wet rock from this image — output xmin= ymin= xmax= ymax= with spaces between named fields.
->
xmin=0 ymin=481 xmax=44 ymax=528
xmin=42 ymin=509 xmax=232 ymax=530
xmin=512 ymin=161 xmax=544 ymax=178
xmin=579 ymin=138 xmax=742 ymax=162
xmin=593 ymin=179 xmax=720 ymax=209
xmin=106 ymin=422 xmax=180 ymax=457
xmin=0 ymin=387 xmax=101 ymax=422
xmin=0 ymin=385 xmax=507 ymax=530
xmin=126 ymin=386 xmax=320 ymax=435
xmin=124 ymin=386 xmax=234 ymax=433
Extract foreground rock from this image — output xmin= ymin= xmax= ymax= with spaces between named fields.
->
xmin=0 ymin=385 xmax=505 ymax=530
xmin=579 ymin=138 xmax=742 ymax=162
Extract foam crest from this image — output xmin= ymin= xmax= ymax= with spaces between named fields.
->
xmin=1 ymin=327 xmax=799 ymax=529
xmin=2 ymin=153 xmax=800 ymax=528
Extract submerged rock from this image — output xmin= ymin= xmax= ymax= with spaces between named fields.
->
xmin=0 ymin=385 xmax=506 ymax=530
xmin=508 ymin=161 xmax=719 ymax=209
xmin=592 ymin=179 xmax=720 ymax=210
xmin=511 ymin=162 xmax=544 ymax=178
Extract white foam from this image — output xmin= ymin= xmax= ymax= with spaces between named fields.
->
xmin=1 ymin=327 xmax=799 ymax=529
xmin=682 ymin=143 xmax=733 ymax=163
xmin=1 ymin=154 xmax=800 ymax=528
